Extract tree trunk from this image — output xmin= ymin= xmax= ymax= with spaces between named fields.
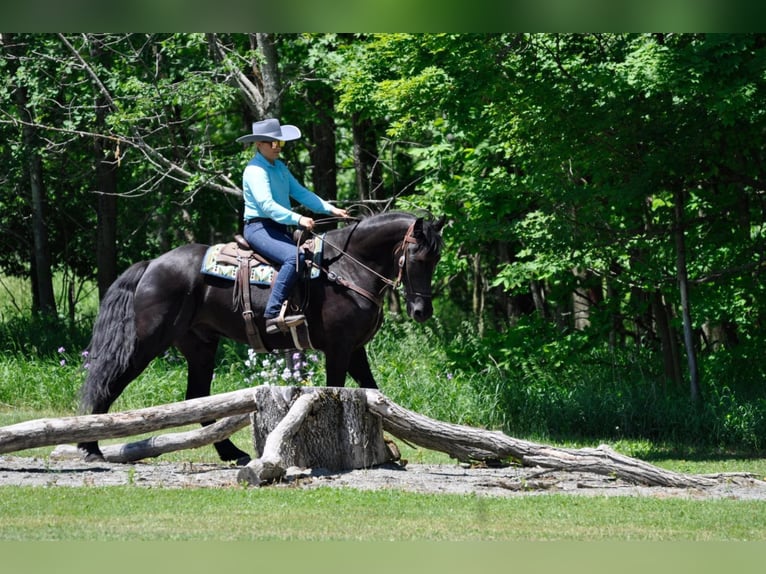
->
xmin=363 ymin=390 xmax=718 ymax=488
xmin=206 ymin=33 xmax=280 ymax=121
xmin=352 ymin=113 xmax=383 ymax=201
xmin=4 ymin=33 xmax=57 ymax=316
xmin=91 ymin=39 xmax=119 ymax=299
xmin=26 ymin=150 xmax=56 ymax=316
xmin=572 ymin=267 xmax=591 ymax=331
xmin=254 ymin=33 xmax=280 ymax=118
xmin=529 ymin=279 xmax=547 ymax=318
xmin=674 ymin=188 xmax=701 ymax=403
xmin=51 ymin=414 xmax=251 ymax=463
xmin=307 ymin=82 xmax=337 ymax=202
xmin=0 ymin=387 xmax=262 ymax=454
xmin=472 ymin=253 xmax=485 ymax=336
xmin=651 ymin=290 xmax=683 ymax=388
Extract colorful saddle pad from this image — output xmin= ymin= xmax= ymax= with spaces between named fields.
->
xmin=200 ymin=235 xmax=324 ymax=285
xmin=200 ymin=243 xmax=275 ymax=284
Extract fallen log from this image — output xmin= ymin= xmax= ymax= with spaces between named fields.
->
xmin=50 ymin=414 xmax=251 ymax=463
xmin=0 ymin=387 xmax=260 ymax=454
xmin=238 ymin=391 xmax=320 ymax=485
xmin=364 ymin=389 xmax=718 ymax=488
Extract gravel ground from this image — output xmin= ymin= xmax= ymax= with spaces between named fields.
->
xmin=2 ymin=454 xmax=766 ymax=499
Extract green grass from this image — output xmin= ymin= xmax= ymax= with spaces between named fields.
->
xmin=3 ymin=404 xmax=766 ymax=542
xmin=1 ymin=485 xmax=765 ymax=542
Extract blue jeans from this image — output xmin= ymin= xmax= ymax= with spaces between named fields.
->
xmin=243 ymin=219 xmax=305 ymax=318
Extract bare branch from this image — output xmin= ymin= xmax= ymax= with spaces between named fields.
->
xmin=2 ymin=35 xmax=244 ymax=199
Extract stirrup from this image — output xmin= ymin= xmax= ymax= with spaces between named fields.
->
xmin=265 ymin=301 xmax=305 ymax=335
xmin=265 ymin=315 xmax=306 ymax=335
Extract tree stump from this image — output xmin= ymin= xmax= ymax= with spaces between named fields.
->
xmin=237 ymin=386 xmax=395 ymax=486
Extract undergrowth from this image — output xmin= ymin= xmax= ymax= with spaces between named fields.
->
xmin=1 ymin=298 xmax=765 ymax=455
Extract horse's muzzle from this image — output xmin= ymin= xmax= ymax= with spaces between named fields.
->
xmin=407 ymin=295 xmax=433 ymax=323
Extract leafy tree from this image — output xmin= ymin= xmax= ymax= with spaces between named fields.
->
xmin=332 ymin=33 xmax=766 ymax=406
xmin=4 ymin=32 xmax=766 ymax=421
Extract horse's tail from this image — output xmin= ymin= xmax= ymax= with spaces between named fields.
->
xmin=79 ymin=260 xmax=151 ymax=413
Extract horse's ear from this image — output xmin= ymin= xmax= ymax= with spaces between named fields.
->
xmin=414 ymin=217 xmax=425 ymax=235
xmin=434 ymin=216 xmax=446 ymax=232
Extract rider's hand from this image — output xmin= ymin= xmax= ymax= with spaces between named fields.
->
xmin=332 ymin=207 xmax=349 ymax=219
xmin=299 ymin=216 xmax=315 ymax=230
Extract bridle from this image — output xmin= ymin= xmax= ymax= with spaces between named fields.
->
xmin=308 ymin=221 xmax=431 ymax=309
xmin=394 ymin=222 xmax=434 ymax=302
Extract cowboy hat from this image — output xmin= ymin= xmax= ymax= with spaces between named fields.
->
xmin=236 ymin=118 xmax=302 ymax=143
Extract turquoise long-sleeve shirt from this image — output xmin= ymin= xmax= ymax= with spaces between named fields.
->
xmin=242 ymin=152 xmax=333 ymax=226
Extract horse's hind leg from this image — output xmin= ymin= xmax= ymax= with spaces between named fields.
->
xmin=176 ymin=332 xmax=251 ymax=465
xmin=77 ymin=355 xmax=157 ymax=462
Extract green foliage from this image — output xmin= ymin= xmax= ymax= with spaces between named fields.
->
xmin=368 ymin=316 xmax=490 ymax=427
xmin=432 ymin=312 xmax=766 ymax=452
xmin=4 ymin=33 xmax=766 ymax=458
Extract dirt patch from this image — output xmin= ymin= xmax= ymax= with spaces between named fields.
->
xmin=2 ymin=454 xmax=765 ymax=499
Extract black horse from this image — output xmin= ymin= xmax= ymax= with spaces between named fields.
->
xmin=78 ymin=211 xmax=444 ymax=464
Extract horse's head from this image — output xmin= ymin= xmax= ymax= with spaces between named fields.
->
xmin=398 ymin=216 xmax=445 ymax=322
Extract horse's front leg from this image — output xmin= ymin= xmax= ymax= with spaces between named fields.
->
xmin=346 ymin=347 xmax=379 ymax=389
xmin=324 ymin=346 xmax=350 ymax=387
xmin=176 ymin=333 xmax=251 ymax=465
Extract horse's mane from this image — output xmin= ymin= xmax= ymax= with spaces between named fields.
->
xmin=346 ymin=211 xmax=443 ymax=256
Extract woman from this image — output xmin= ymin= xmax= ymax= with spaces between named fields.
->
xmin=237 ymin=118 xmax=348 ymax=334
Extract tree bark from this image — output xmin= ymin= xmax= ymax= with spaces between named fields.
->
xmin=50 ymin=414 xmax=250 ymax=463
xmin=238 ymin=386 xmax=394 ymax=486
xmin=0 ymin=387 xmax=261 ymax=454
xmin=254 ymin=33 xmax=281 ymax=118
xmin=363 ymin=390 xmax=718 ymax=488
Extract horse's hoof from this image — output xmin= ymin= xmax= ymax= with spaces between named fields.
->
xmin=235 ymin=455 xmax=252 ymax=466
xmin=82 ymin=452 xmax=106 ymax=463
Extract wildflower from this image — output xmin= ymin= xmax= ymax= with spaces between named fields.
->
xmin=59 ymin=359 xmax=66 ymax=367
xmin=244 ymin=349 xmax=324 ymax=387
xmin=81 ymin=350 xmax=89 ymax=358
xmin=58 ymin=346 xmax=66 ymax=354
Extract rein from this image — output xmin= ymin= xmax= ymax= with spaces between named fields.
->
xmin=306 ymin=220 xmax=420 ymax=308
